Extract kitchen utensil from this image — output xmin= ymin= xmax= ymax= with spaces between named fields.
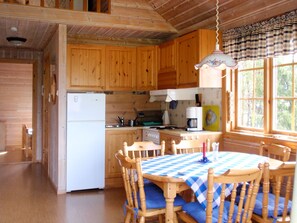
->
xmin=118 ymin=116 xmax=125 ymax=126
xmin=128 ymin=119 xmax=134 ymax=127
xmin=162 ymin=110 xmax=170 ymax=125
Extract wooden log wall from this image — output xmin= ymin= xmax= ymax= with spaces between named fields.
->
xmin=0 ymin=62 xmax=32 ymax=149
xmin=223 ymin=134 xmax=297 ymax=161
xmin=105 ymin=92 xmax=161 ymax=125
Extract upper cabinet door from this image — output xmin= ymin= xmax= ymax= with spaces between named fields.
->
xmin=158 ymin=40 xmax=176 ymax=74
xmin=136 ymin=46 xmax=157 ymax=91
xmin=175 ymin=29 xmax=222 ymax=88
xmin=176 ymin=31 xmax=199 ymax=88
xmin=157 ymin=40 xmax=177 ymax=89
xmin=105 ymin=46 xmax=136 ymax=91
xmin=67 ymin=44 xmax=106 ymax=90
xmin=198 ymin=29 xmax=222 ymax=88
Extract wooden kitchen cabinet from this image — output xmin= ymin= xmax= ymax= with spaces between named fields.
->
xmin=105 ymin=129 xmax=142 ymax=188
xmin=198 ymin=29 xmax=222 ymax=88
xmin=67 ymin=44 xmax=106 ymax=90
xmin=136 ymin=46 xmax=158 ymax=90
xmin=157 ymin=40 xmax=177 ymax=89
xmin=158 ymin=40 xmax=176 ymax=74
xmin=176 ymin=29 xmax=221 ymax=88
xmin=176 ymin=31 xmax=199 ymax=88
xmin=105 ymin=46 xmax=136 ymax=91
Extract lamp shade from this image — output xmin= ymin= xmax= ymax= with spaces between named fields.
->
xmin=194 ymin=44 xmax=238 ymax=70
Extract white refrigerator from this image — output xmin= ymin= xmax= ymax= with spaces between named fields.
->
xmin=66 ymin=93 xmax=105 ymax=192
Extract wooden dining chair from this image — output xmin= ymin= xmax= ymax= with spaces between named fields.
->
xmin=123 ymin=140 xmax=165 ymax=160
xmin=251 ymin=161 xmax=295 ymax=223
xmin=115 ymin=150 xmax=186 ymax=223
xmin=259 ymin=141 xmax=291 ymax=204
xmin=178 ymin=164 xmax=264 ymax=223
xmin=171 ymin=139 xmax=203 ymax=155
xmin=259 ymin=141 xmax=291 ymax=162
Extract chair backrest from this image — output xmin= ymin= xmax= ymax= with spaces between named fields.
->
xmin=259 ymin=141 xmax=291 ymax=161
xmin=171 ymin=139 xmax=203 ymax=155
xmin=256 ymin=161 xmax=295 ymax=222
xmin=206 ymin=164 xmax=264 ymax=223
xmin=123 ymin=140 xmax=165 ymax=160
xmin=115 ymin=150 xmax=148 ymax=213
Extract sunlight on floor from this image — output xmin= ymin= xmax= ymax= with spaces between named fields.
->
xmin=0 ymin=151 xmax=8 ymax=155
xmin=0 ymin=149 xmax=32 ymax=164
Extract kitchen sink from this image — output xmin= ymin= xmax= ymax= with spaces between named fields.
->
xmin=105 ymin=124 xmax=121 ymax=128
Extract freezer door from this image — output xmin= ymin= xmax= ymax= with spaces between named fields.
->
xmin=67 ymin=121 xmax=105 ymax=191
xmin=67 ymin=93 xmax=105 ymax=122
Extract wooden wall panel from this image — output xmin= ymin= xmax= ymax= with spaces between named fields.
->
xmin=0 ymin=122 xmax=5 ymax=151
xmin=0 ymin=62 xmax=32 ymax=149
xmin=223 ymin=133 xmax=297 ymax=161
xmin=223 ymin=138 xmax=260 ymax=154
xmin=105 ymin=92 xmax=161 ymax=125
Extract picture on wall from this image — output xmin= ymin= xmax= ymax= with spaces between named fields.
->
xmin=203 ymin=105 xmax=220 ymax=131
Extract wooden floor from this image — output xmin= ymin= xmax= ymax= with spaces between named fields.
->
xmin=0 ymin=156 xmax=127 ymax=223
xmin=0 ymin=148 xmax=32 ymax=164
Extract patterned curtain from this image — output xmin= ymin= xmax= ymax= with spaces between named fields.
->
xmin=223 ymin=10 xmax=297 ymax=62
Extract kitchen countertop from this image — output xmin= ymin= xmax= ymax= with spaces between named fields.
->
xmin=158 ymin=129 xmax=222 ymax=136
xmin=105 ymin=126 xmax=222 ymax=136
xmin=105 ymin=126 xmax=145 ymax=130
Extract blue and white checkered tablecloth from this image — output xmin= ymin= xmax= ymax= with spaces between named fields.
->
xmin=141 ymin=151 xmax=267 ymax=209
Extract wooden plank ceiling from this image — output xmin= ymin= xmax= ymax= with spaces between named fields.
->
xmin=0 ymin=0 xmax=296 ymax=50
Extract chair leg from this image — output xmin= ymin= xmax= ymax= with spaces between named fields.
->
xmin=139 ymin=216 xmax=145 ymax=223
xmin=125 ymin=212 xmax=132 ymax=223
xmin=158 ymin=214 xmax=164 ymax=223
xmin=173 ymin=212 xmax=178 ymax=223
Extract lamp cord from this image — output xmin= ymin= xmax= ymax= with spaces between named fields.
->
xmin=215 ymin=0 xmax=219 ymax=47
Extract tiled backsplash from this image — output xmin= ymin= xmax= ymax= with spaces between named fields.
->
xmin=161 ymin=88 xmax=222 ymax=129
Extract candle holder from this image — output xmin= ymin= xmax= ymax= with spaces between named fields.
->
xmin=198 ymin=156 xmax=211 ymax=163
xmin=199 ymin=141 xmax=211 ymax=163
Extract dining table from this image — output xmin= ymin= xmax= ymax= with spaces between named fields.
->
xmin=141 ymin=151 xmax=283 ymax=223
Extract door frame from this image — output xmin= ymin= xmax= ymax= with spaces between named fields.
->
xmin=0 ymin=59 xmax=39 ymax=161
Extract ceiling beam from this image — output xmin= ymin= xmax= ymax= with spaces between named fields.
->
xmin=67 ymin=34 xmax=163 ymax=47
xmin=0 ymin=3 xmax=177 ymax=34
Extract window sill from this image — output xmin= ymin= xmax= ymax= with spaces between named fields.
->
xmin=225 ymin=131 xmax=297 ymax=143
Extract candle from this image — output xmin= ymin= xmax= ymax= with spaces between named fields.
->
xmin=203 ymin=142 xmax=206 ymax=158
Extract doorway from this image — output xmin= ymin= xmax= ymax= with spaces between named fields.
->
xmin=0 ymin=62 xmax=33 ymax=163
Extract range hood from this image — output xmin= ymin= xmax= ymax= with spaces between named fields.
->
xmin=149 ymin=87 xmax=198 ymax=102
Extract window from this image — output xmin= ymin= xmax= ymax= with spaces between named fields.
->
xmin=237 ymin=59 xmax=264 ymax=130
xmin=235 ymin=53 xmax=297 ymax=135
xmin=273 ymin=54 xmax=297 ymax=132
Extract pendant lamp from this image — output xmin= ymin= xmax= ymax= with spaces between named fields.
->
xmin=194 ymin=0 xmax=237 ymax=70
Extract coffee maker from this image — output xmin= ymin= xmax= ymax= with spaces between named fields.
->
xmin=186 ymin=107 xmax=203 ymax=131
